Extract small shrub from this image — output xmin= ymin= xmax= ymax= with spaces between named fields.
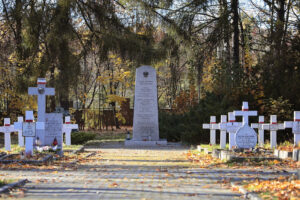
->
xmin=71 ymin=132 xmax=97 ymax=145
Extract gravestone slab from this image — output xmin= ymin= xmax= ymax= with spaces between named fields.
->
xmin=45 ymin=113 xmax=63 ymax=152
xmin=235 ymin=124 xmax=257 ymax=149
xmin=126 ymin=65 xmax=166 ymax=146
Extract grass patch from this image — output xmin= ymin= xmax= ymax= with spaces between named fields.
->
xmin=0 ymin=144 xmax=24 ymax=154
xmin=0 ymin=178 xmax=15 ymax=187
xmin=63 ymin=144 xmax=83 ymax=151
xmin=198 ymin=144 xmax=229 ymax=151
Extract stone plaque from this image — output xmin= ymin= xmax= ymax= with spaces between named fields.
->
xmin=235 ymin=124 xmax=257 ymax=149
xmin=44 ymin=113 xmax=63 ymax=148
xmin=132 ymin=66 xmax=159 ymax=141
xmin=22 ymin=122 xmax=36 ymax=137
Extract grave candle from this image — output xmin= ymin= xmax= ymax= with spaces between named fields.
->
xmin=262 ymin=115 xmax=284 ymax=148
xmin=202 ymin=116 xmax=218 ymax=145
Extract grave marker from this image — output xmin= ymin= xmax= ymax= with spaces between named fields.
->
xmin=219 ymin=112 xmax=242 ymax=150
xmin=251 ymin=116 xmax=266 ymax=147
xmin=28 ymin=78 xmax=55 ymax=145
xmin=62 ymin=116 xmax=78 ymax=145
xmin=126 ymin=66 xmax=166 ymax=145
xmin=262 ymin=115 xmax=284 ymax=148
xmin=0 ymin=118 xmax=15 ymax=151
xmin=23 ymin=111 xmax=36 ymax=156
xmin=233 ymin=102 xmax=258 ymax=149
xmin=218 ymin=115 xmax=227 ymax=149
xmin=14 ymin=116 xmax=24 ymax=147
xmin=284 ymin=111 xmax=300 ymax=147
xmin=45 ymin=113 xmax=63 ymax=154
xmin=202 ymin=116 xmax=218 ymax=145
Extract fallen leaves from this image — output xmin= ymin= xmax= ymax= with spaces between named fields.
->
xmin=245 ymin=178 xmax=300 ymax=199
xmin=186 ymin=150 xmax=300 ymax=170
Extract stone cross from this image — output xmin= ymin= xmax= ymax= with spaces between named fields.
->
xmin=0 ymin=118 xmax=15 ymax=151
xmin=262 ymin=115 xmax=284 ymax=148
xmin=220 ymin=112 xmax=242 ymax=150
xmin=14 ymin=116 xmax=24 ymax=147
xmin=62 ymin=116 xmax=78 ymax=145
xmin=234 ymin=102 xmax=258 ymax=149
xmin=218 ymin=115 xmax=227 ymax=149
xmin=24 ymin=111 xmax=35 ymax=155
xmin=233 ymin=101 xmax=257 ymax=125
xmin=28 ymin=78 xmax=55 ymax=145
xmin=251 ymin=116 xmax=266 ymax=147
xmin=202 ymin=116 xmax=218 ymax=145
xmin=284 ymin=111 xmax=300 ymax=147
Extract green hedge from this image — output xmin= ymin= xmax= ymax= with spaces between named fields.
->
xmin=71 ymin=132 xmax=97 ymax=145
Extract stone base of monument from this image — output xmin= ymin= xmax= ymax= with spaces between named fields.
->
xmin=124 ymin=139 xmax=167 ymax=146
xmin=274 ymin=149 xmax=298 ymax=161
xmin=0 ymin=153 xmax=53 ymax=164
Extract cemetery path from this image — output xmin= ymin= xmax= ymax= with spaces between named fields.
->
xmin=2 ymin=143 xmax=292 ymax=200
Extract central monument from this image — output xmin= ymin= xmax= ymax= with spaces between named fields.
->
xmin=125 ymin=65 xmax=167 ymax=146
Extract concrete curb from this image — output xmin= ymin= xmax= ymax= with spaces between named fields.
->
xmin=231 ymin=182 xmax=262 ymax=200
xmin=0 ymin=179 xmax=28 ymax=193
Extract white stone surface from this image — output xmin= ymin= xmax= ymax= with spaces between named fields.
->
xmin=262 ymin=115 xmax=284 ymax=148
xmin=202 ymin=116 xmax=218 ymax=145
xmin=62 ymin=116 xmax=78 ymax=145
xmin=0 ymin=118 xmax=15 ymax=151
xmin=219 ymin=112 xmax=242 ymax=150
xmin=251 ymin=116 xmax=265 ymax=147
xmin=130 ymin=66 xmax=161 ymax=145
xmin=219 ymin=115 xmax=227 ymax=149
xmin=28 ymin=78 xmax=55 ymax=146
xmin=284 ymin=111 xmax=300 ymax=146
xmin=235 ymin=124 xmax=257 ymax=149
xmin=14 ymin=116 xmax=24 ymax=147
xmin=24 ymin=111 xmax=34 ymax=155
xmin=233 ymin=101 xmax=257 ymax=125
xmin=44 ymin=113 xmax=63 ymax=152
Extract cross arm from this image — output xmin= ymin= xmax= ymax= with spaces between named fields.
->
xmin=28 ymin=87 xmax=38 ymax=95
xmin=251 ymin=123 xmax=259 ymax=128
xmin=284 ymin=121 xmax=293 ymax=128
xmin=202 ymin=124 xmax=210 ymax=129
xmin=45 ymin=88 xmax=55 ymax=95
xmin=262 ymin=124 xmax=270 ymax=130
xmin=14 ymin=122 xmax=23 ymax=130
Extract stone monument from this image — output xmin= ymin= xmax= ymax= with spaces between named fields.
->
xmin=62 ymin=116 xmax=78 ymax=145
xmin=284 ymin=111 xmax=300 ymax=147
xmin=14 ymin=116 xmax=25 ymax=147
xmin=28 ymin=78 xmax=55 ymax=145
xmin=125 ymin=65 xmax=166 ymax=146
xmin=233 ymin=101 xmax=258 ymax=149
xmin=262 ymin=115 xmax=284 ymax=148
xmin=251 ymin=116 xmax=266 ymax=147
xmin=45 ymin=113 xmax=63 ymax=153
xmin=202 ymin=116 xmax=218 ymax=145
xmin=0 ymin=118 xmax=15 ymax=151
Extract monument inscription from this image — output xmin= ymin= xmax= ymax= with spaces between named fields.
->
xmin=132 ymin=66 xmax=159 ymax=141
xmin=235 ymin=125 xmax=257 ymax=149
xmin=45 ymin=113 xmax=63 ymax=148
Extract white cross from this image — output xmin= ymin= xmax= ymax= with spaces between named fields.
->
xmin=0 ymin=118 xmax=15 ymax=151
xmin=284 ymin=111 xmax=300 ymax=147
xmin=202 ymin=116 xmax=218 ymax=145
xmin=28 ymin=78 xmax=55 ymax=145
xmin=262 ymin=115 xmax=284 ymax=148
xmin=220 ymin=112 xmax=242 ymax=150
xmin=217 ymin=115 xmax=227 ymax=149
xmin=251 ymin=116 xmax=266 ymax=147
xmin=14 ymin=116 xmax=24 ymax=147
xmin=23 ymin=111 xmax=45 ymax=156
xmin=233 ymin=101 xmax=257 ymax=125
xmin=62 ymin=116 xmax=78 ymax=145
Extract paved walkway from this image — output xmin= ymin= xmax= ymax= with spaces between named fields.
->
xmin=1 ymin=143 xmax=294 ymax=200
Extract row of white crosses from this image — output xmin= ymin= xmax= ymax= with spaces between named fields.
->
xmin=203 ymin=101 xmax=300 ymax=149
